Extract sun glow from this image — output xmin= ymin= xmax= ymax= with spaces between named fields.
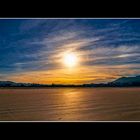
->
xmin=63 ymin=53 xmax=78 ymax=68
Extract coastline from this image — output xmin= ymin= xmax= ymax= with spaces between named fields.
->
xmin=0 ymin=86 xmax=140 ymax=89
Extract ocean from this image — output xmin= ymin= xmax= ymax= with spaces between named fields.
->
xmin=0 ymin=87 xmax=140 ymax=121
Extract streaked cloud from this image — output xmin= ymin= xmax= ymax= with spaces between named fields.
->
xmin=0 ymin=19 xmax=140 ymax=84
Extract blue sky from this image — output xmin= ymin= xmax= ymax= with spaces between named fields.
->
xmin=0 ymin=19 xmax=140 ymax=84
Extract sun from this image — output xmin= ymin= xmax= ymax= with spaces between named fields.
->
xmin=63 ymin=53 xmax=78 ymax=68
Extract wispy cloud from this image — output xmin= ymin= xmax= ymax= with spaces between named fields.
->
xmin=0 ymin=19 xmax=140 ymax=83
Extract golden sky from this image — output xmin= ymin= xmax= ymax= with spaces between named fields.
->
xmin=1 ymin=19 xmax=140 ymax=84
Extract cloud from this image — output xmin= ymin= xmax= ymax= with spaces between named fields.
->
xmin=1 ymin=19 xmax=140 ymax=83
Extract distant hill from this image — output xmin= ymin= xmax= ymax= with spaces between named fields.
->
xmin=0 ymin=81 xmax=43 ymax=87
xmin=0 ymin=81 xmax=16 ymax=86
xmin=0 ymin=75 xmax=140 ymax=87
xmin=112 ymin=75 xmax=140 ymax=84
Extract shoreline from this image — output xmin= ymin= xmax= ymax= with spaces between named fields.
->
xmin=0 ymin=86 xmax=140 ymax=89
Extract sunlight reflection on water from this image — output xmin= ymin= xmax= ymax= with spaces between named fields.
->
xmin=0 ymin=88 xmax=140 ymax=121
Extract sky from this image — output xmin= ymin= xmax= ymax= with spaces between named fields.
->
xmin=0 ymin=18 xmax=140 ymax=84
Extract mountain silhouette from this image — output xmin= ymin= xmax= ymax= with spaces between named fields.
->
xmin=111 ymin=75 xmax=140 ymax=85
xmin=0 ymin=75 xmax=140 ymax=87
